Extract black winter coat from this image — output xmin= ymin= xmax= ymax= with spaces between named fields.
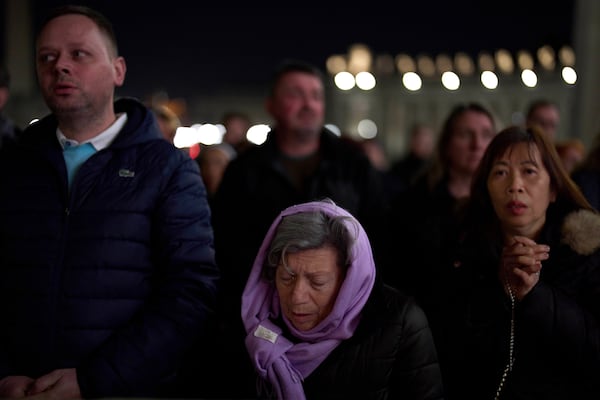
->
xmin=384 ymin=174 xmax=466 ymax=315
xmin=0 ymin=98 xmax=219 ymax=398
xmin=302 ymin=283 xmax=444 ymax=400
xmin=571 ymin=167 xmax=600 ymax=211
xmin=430 ymin=208 xmax=600 ymax=400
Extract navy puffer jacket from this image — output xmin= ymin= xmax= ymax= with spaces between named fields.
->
xmin=0 ymin=98 xmax=219 ymax=398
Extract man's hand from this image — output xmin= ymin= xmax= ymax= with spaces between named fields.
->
xmin=0 ymin=375 xmax=35 ymax=398
xmin=24 ymin=369 xmax=81 ymax=400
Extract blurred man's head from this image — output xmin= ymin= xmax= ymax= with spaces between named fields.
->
xmin=410 ymin=123 xmax=435 ymax=159
xmin=526 ymin=99 xmax=560 ymax=140
xmin=221 ymin=111 xmax=250 ymax=147
xmin=266 ymin=60 xmax=325 ymax=149
xmin=153 ymin=105 xmax=181 ymax=144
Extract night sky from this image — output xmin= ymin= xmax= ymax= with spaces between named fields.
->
xmin=25 ymin=0 xmax=576 ymax=102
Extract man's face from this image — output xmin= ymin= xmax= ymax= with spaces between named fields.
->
xmin=266 ymin=71 xmax=325 ymax=139
xmin=446 ymin=110 xmax=496 ymax=176
xmin=527 ymin=105 xmax=560 ymax=140
xmin=36 ymin=14 xmax=126 ymax=119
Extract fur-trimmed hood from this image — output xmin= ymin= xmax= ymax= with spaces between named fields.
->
xmin=561 ymin=209 xmax=600 ymax=255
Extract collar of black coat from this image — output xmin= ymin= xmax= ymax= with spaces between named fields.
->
xmin=19 ymin=97 xmax=162 ymax=150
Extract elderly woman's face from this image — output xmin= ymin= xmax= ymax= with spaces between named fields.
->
xmin=487 ymin=142 xmax=556 ymax=239
xmin=276 ymin=245 xmax=344 ymax=331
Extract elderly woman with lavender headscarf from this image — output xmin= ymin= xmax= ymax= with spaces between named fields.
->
xmin=241 ymin=199 xmax=444 ymax=399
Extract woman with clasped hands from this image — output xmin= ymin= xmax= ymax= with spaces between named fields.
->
xmin=431 ymin=126 xmax=600 ymax=399
xmin=241 ymin=199 xmax=444 ymax=399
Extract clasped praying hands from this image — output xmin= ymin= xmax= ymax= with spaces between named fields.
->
xmin=499 ymin=235 xmax=550 ymax=301
xmin=0 ymin=369 xmax=81 ymax=399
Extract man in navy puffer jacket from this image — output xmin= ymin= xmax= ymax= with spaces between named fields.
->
xmin=0 ymin=5 xmax=219 ymax=399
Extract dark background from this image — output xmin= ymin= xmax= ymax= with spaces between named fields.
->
xmin=24 ymin=0 xmax=576 ymax=102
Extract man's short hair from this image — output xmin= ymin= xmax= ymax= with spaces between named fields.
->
xmin=268 ymin=59 xmax=324 ymax=96
xmin=36 ymin=5 xmax=119 ymax=57
xmin=526 ymin=99 xmax=559 ymax=119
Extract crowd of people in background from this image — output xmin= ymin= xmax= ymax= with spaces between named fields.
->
xmin=0 ymin=4 xmax=598 ymax=400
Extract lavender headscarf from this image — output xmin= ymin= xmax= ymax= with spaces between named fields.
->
xmin=241 ymin=200 xmax=376 ymax=399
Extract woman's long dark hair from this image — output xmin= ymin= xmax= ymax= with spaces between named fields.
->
xmin=426 ymin=102 xmax=496 ymax=191
xmin=462 ymin=125 xmax=594 ymax=244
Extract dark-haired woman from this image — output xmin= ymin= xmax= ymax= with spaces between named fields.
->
xmin=432 ymin=126 xmax=600 ymax=399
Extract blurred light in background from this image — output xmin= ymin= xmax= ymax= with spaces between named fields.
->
xmin=521 ymin=69 xmax=538 ymax=87
xmin=174 ymin=126 xmax=198 ymax=148
xmin=246 ymin=124 xmax=271 ymax=145
xmin=455 ymin=52 xmax=475 ymax=76
xmin=481 ymin=70 xmax=499 ymax=89
xmin=325 ymin=124 xmax=342 ymax=136
xmin=402 ymin=72 xmax=422 ymax=91
xmin=334 ymin=71 xmax=355 ymax=90
xmin=357 ymin=119 xmax=378 ymax=139
xmin=355 ymin=71 xmax=376 ymax=90
xmin=173 ymin=123 xmax=222 ymax=148
xmin=495 ymin=49 xmax=514 ymax=74
xmin=348 ymin=43 xmax=372 ymax=75
xmin=561 ymin=66 xmax=577 ymax=84
xmin=396 ymin=53 xmax=416 ymax=74
xmin=326 ymin=55 xmax=347 ymax=75
xmin=441 ymin=71 xmax=460 ymax=90
xmin=559 ymin=46 xmax=575 ymax=66
xmin=517 ymin=50 xmax=534 ymax=70
xmin=537 ymin=45 xmax=556 ymax=70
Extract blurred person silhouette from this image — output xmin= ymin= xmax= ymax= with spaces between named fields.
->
xmin=388 ymin=122 xmax=435 ymax=192
xmin=525 ymin=98 xmax=560 ymax=141
xmin=386 ymin=123 xmax=435 ymax=200
xmin=210 ymin=59 xmax=389 ymax=397
xmin=358 ymin=137 xmax=389 ymax=172
xmin=151 ymin=104 xmax=202 ymax=160
xmin=384 ymin=103 xmax=496 ymax=311
xmin=242 ymin=199 xmax=444 ymax=399
xmin=339 ymin=135 xmax=389 ymax=171
xmin=345 ymin=135 xmax=411 ymax=204
xmin=0 ymin=63 xmax=22 ymax=149
xmin=0 ymin=5 xmax=219 ymax=399
xmin=197 ymin=142 xmax=236 ymax=206
xmin=152 ymin=103 xmax=181 ymax=144
xmin=429 ymin=125 xmax=600 ymax=399
xmin=555 ymin=138 xmax=585 ymax=175
xmin=572 ymin=129 xmax=600 ymax=210
xmin=221 ymin=110 xmax=254 ymax=154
